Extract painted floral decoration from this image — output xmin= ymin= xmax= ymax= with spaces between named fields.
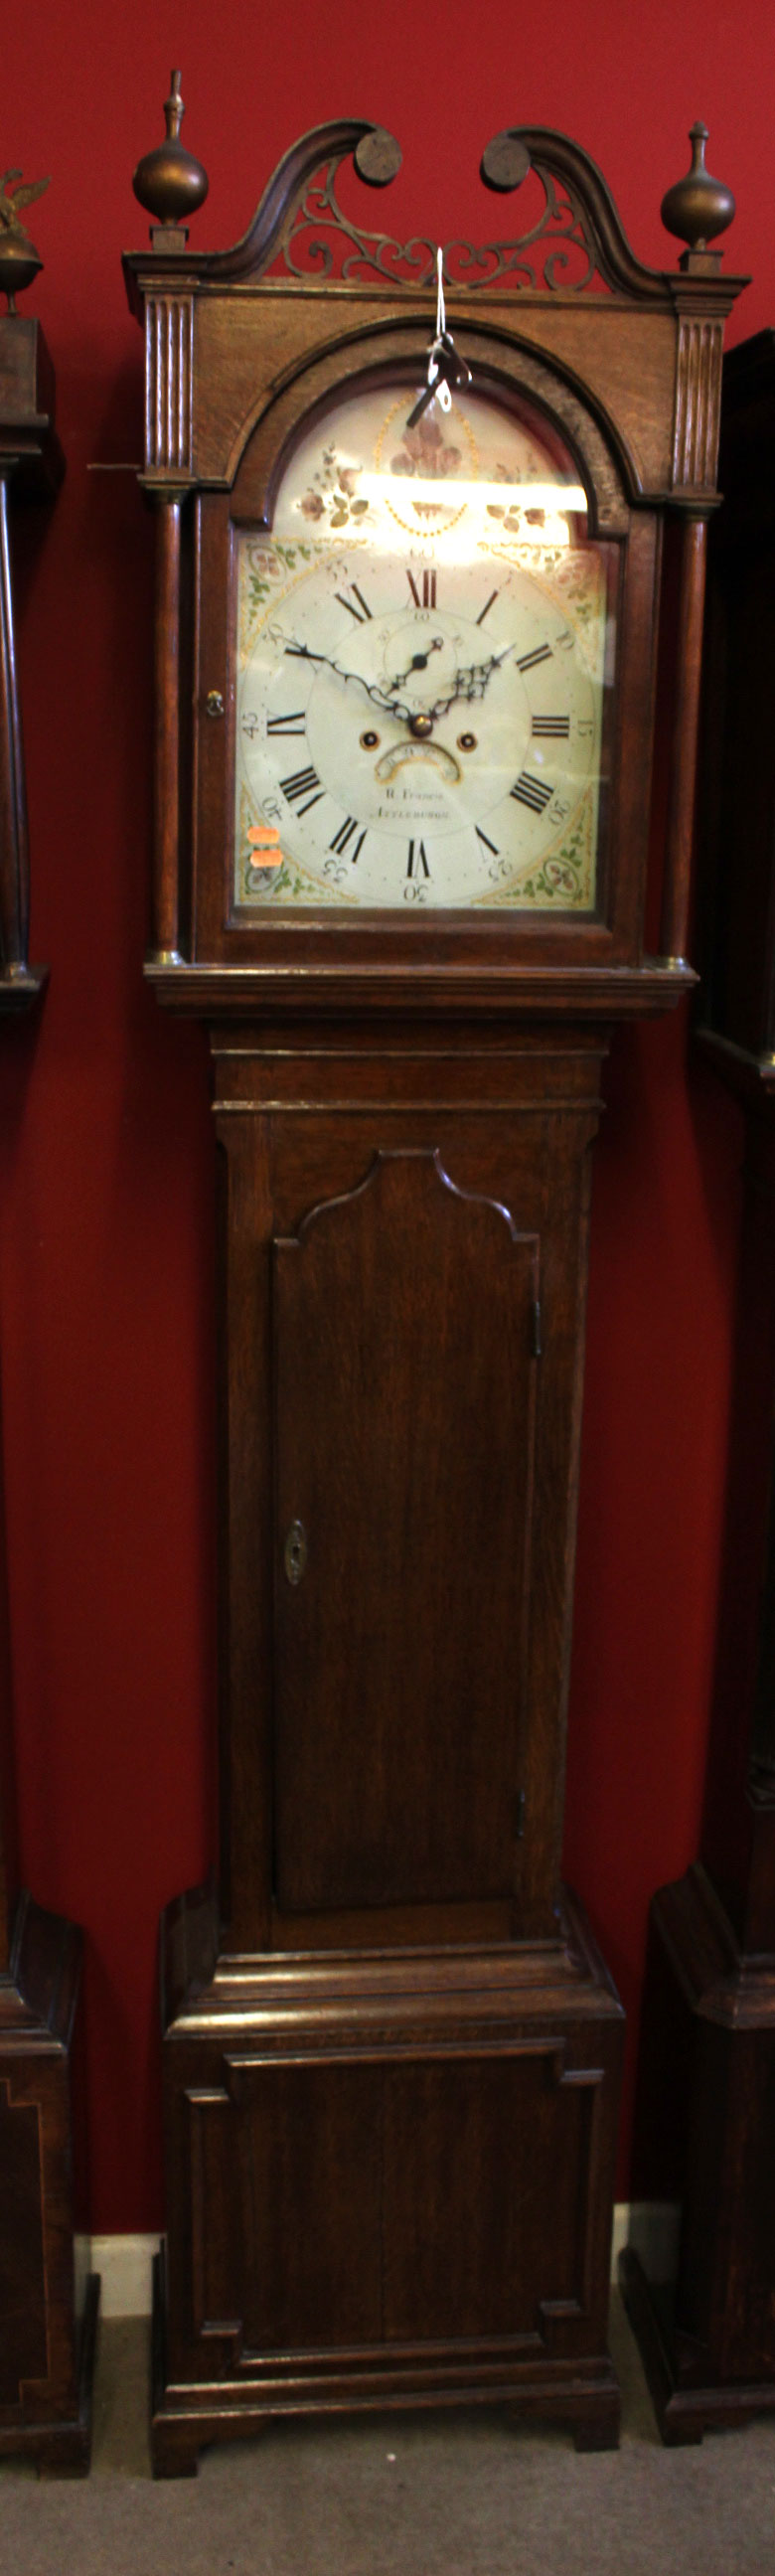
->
xmin=299 ymin=444 xmax=372 ymax=530
xmin=389 ymin=412 xmax=462 ymax=478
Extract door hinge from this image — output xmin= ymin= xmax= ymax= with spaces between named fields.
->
xmin=532 ymin=1296 xmax=542 ymax=1359
xmin=516 ymin=1788 xmax=526 ymax=1841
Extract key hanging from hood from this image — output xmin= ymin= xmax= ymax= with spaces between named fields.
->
xmin=405 ymin=247 xmax=472 ymax=430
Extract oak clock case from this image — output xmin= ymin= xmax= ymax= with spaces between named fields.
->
xmin=0 ymin=195 xmax=99 ymax=2473
xmin=621 ymin=331 xmax=775 ymax=2445
xmin=123 ymin=98 xmax=742 ymax=2474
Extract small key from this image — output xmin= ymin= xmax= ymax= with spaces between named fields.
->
xmin=405 ymin=374 xmax=444 ymax=429
xmin=405 ymin=250 xmax=473 ymax=434
xmin=405 ymin=336 xmax=470 ymax=430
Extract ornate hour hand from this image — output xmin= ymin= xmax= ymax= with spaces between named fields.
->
xmin=386 ymin=634 xmax=444 ymax=691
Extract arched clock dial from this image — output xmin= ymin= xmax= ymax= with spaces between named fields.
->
xmin=232 ymin=383 xmax=614 ymax=912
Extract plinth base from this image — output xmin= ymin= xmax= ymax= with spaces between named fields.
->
xmin=622 ymin=1862 xmax=775 ymax=2443
xmin=151 ymin=1882 xmax=623 ymax=2476
xmin=152 ymin=2244 xmax=620 ymax=2476
xmin=0 ymin=1890 xmax=99 ymax=2473
xmin=619 ymin=2249 xmax=775 ymax=2446
xmin=0 ymin=2273 xmax=100 ymax=2476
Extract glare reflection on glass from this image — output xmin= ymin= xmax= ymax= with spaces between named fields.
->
xmin=294 ymin=475 xmax=589 ymax=559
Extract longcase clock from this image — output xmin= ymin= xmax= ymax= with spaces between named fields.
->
xmin=122 ymin=84 xmax=743 ymax=2473
xmin=0 ymin=190 xmax=99 ymax=2474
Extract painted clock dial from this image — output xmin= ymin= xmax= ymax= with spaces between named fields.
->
xmin=232 ymin=383 xmax=615 ymax=911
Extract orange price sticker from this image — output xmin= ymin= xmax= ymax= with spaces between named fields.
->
xmin=246 ymin=824 xmax=283 ymax=869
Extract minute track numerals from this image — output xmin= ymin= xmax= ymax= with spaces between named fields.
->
xmin=235 ymin=538 xmax=606 ymax=910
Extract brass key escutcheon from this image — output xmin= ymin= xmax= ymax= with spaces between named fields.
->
xmin=283 ymin=1520 xmax=307 ymax=1584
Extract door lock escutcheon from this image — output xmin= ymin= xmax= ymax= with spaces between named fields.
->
xmin=283 ymin=1520 xmax=308 ymax=1584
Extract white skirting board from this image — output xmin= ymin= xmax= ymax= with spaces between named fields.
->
xmin=78 ymin=2204 xmax=681 ymax=2321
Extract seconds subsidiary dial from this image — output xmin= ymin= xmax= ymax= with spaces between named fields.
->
xmin=232 ymin=384 xmax=614 ymax=911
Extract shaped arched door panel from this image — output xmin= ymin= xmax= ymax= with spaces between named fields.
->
xmin=272 ymin=1148 xmax=540 ymax=1911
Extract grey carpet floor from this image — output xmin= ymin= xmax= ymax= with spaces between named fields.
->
xmin=1 ymin=2296 xmax=773 ymax=2575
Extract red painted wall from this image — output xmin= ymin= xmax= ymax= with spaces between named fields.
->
xmin=0 ymin=2 xmax=766 ymax=2228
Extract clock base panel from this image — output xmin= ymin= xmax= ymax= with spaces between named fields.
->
xmin=152 ymin=1882 xmax=623 ymax=2476
xmin=0 ymin=1891 xmax=99 ymax=2474
xmin=619 ymin=2250 xmax=775 ymax=2447
xmin=621 ymin=1862 xmax=775 ymax=2443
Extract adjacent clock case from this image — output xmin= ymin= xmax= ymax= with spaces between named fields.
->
xmin=0 ymin=292 xmax=99 ymax=2472
xmin=621 ymin=332 xmax=775 ymax=2443
xmin=123 ymin=116 xmax=743 ymax=2473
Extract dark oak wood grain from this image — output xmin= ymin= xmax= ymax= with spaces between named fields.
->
xmin=210 ymin=1027 xmax=603 ymax=1956
xmin=152 ymin=1884 xmax=622 ymax=2471
xmin=272 ymin=1149 xmax=539 ymax=1913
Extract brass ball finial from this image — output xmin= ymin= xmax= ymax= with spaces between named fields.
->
xmin=133 ymin=70 xmax=209 ymax=235
xmin=661 ymin=121 xmax=734 ymax=256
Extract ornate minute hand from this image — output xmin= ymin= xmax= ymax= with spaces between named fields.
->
xmin=284 ymin=637 xmax=414 ymax=724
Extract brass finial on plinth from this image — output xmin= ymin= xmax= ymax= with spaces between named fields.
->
xmin=661 ymin=122 xmax=734 ymax=268
xmin=133 ymin=70 xmax=209 ymax=243
xmin=0 ymin=170 xmax=50 ymax=312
